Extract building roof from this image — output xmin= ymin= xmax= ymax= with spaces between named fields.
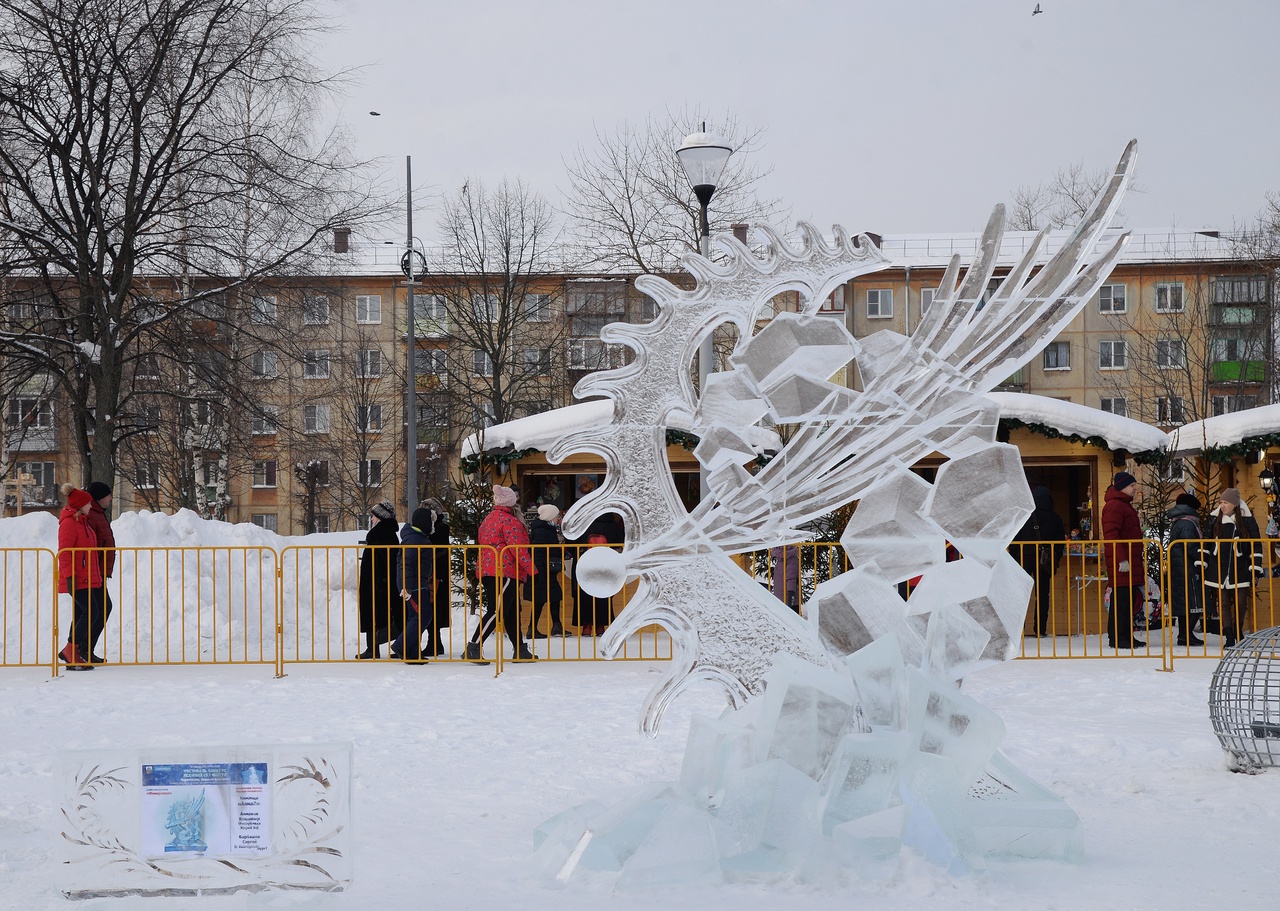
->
xmin=866 ymin=228 xmax=1246 ymax=270
xmin=986 ymin=392 xmax=1170 ymax=453
xmin=459 ymin=399 xmax=782 ymax=460
xmin=1166 ymin=403 xmax=1280 ymax=454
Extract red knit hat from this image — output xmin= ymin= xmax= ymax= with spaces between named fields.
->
xmin=66 ymin=488 xmax=93 ymax=510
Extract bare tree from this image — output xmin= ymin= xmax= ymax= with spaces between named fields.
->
xmin=1010 ymin=160 xmax=1136 ymax=231
xmin=0 ymin=0 xmax=382 ymax=485
xmin=562 ymin=108 xmax=787 ymax=274
xmin=429 ymin=178 xmax=575 ymax=469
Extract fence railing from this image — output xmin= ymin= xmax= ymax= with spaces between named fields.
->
xmin=8 ymin=537 xmax=1274 ymax=676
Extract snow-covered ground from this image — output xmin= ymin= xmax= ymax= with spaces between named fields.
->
xmin=4 ymin=511 xmax=1279 ymax=909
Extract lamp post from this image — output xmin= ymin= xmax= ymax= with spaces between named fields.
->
xmin=1261 ymin=467 xmax=1276 ymax=518
xmin=676 ymin=125 xmax=733 ymax=502
xmin=400 ymin=156 xmax=429 ymax=512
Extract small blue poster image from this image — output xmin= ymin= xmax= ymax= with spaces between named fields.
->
xmin=140 ymin=762 xmax=270 ymax=858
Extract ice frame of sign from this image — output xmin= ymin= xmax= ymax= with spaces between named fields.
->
xmin=58 ymin=743 xmax=352 ymax=898
xmin=539 ymin=143 xmax=1137 ymax=888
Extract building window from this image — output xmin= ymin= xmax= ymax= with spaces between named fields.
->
xmin=357 ymin=349 xmax=382 ymax=378
xmin=1043 ymin=341 xmax=1070 ymax=370
xmin=1213 ymin=395 xmax=1258 ymax=416
xmin=1154 ymin=339 xmax=1185 ymax=369
xmin=1156 ymin=396 xmax=1185 ymax=425
xmin=356 ymin=294 xmax=382 ymax=324
xmin=134 ymin=463 xmax=159 ymax=489
xmin=251 ymin=350 xmax=278 ymax=379
xmin=567 ymin=285 xmax=625 ymax=315
xmin=568 ymin=338 xmax=625 ymax=370
xmin=1213 ymin=336 xmax=1263 ymax=362
xmin=473 ymin=350 xmax=494 ymax=377
xmin=1098 ymin=284 xmax=1127 ymax=314
xmin=416 ymin=349 xmax=448 ymax=389
xmin=358 ymin=458 xmax=382 ymax=488
xmin=524 ymin=294 xmax=551 ymax=322
xmin=251 ymin=406 xmax=278 ymax=435
xmin=251 ymin=513 xmax=278 ymax=532
xmin=1098 ymin=340 xmax=1127 ymax=370
xmin=640 ymin=296 xmax=659 ymax=321
xmin=313 ymin=513 xmax=331 ymax=534
xmin=418 ymin=399 xmax=449 ymax=444
xmin=303 ymin=350 xmax=330 ymax=379
xmin=5 ymin=397 xmax=52 ymax=429
xmin=251 ymin=460 xmax=278 ymax=488
xmin=357 ymin=404 xmax=383 ymax=432
xmin=303 ymin=295 xmax=330 ymax=325
xmin=524 ymin=347 xmax=551 ymax=376
xmin=470 ymin=294 xmax=500 ymax=323
xmin=1158 ymin=458 xmax=1186 ymax=483
xmin=415 ymin=295 xmax=449 ymax=336
xmin=140 ymin=405 xmax=161 ymax=434
xmin=920 ymin=288 xmax=936 ymax=314
xmin=303 ymin=404 xmax=331 ymax=434
xmin=136 ymin=354 xmax=161 ymax=381
xmin=1155 ymin=282 xmax=1184 ymax=313
xmin=17 ymin=461 xmax=56 ymax=490
xmin=1100 ymin=397 xmax=1127 ymax=417
xmin=819 ymin=287 xmax=846 ymax=313
xmin=866 ymin=288 xmax=893 ymax=319
xmin=251 ymin=295 xmax=277 ymax=324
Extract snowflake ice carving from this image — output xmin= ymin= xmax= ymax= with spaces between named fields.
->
xmin=555 ymin=142 xmax=1136 ymax=736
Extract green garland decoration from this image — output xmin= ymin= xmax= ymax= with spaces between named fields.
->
xmin=1202 ymin=430 xmax=1280 ymax=464
xmin=458 ymin=430 xmax=713 ymax=476
xmin=998 ymin=417 xmax=1163 ymax=464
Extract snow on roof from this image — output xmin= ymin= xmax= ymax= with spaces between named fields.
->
xmin=870 ymin=228 xmax=1242 ymax=270
xmin=463 ymin=392 xmax=1171 ymax=463
xmin=459 ymin=399 xmax=784 ymax=460
xmin=986 ymin=392 xmax=1169 ymax=453
xmin=1167 ymin=403 xmax=1280 ymax=454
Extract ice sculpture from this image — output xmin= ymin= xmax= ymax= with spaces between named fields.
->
xmin=541 ymin=143 xmax=1134 ymax=887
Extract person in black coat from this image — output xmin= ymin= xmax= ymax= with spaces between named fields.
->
xmin=390 ymin=506 xmax=438 ymax=662
xmin=1196 ymin=488 xmax=1264 ymax=647
xmin=419 ymin=497 xmax=451 ymax=656
xmin=572 ymin=512 xmax=623 ymax=636
xmin=357 ymin=501 xmax=402 ymax=659
xmin=527 ymin=504 xmax=565 ymax=638
xmin=1011 ymin=485 xmax=1066 ymax=636
xmin=1166 ymin=492 xmax=1205 ymax=647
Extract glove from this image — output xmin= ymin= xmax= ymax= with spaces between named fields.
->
xmin=1118 ymin=560 xmax=1130 ymax=573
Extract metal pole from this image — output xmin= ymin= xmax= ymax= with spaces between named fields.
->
xmin=698 ymin=201 xmax=712 ymax=503
xmin=405 ymin=155 xmax=418 ymax=510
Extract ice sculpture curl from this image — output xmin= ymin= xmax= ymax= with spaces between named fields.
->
xmin=554 ymin=141 xmax=1135 ymax=738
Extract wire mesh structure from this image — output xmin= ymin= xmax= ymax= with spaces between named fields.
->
xmin=1209 ymin=626 xmax=1280 ymax=769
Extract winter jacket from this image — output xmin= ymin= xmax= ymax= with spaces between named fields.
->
xmin=529 ymin=518 xmax=562 ymax=575
xmin=1101 ymin=485 xmax=1143 ymax=587
xmin=358 ymin=517 xmax=401 ymax=634
xmin=1165 ymin=503 xmax=1202 ymax=613
xmin=478 ymin=505 xmax=534 ymax=581
xmin=398 ymin=520 xmax=434 ymax=596
xmin=1012 ymin=486 xmax=1067 ymax=576
xmin=57 ymin=506 xmax=102 ymax=593
xmin=85 ymin=500 xmax=116 ymax=578
xmin=1196 ymin=504 xmax=1263 ymax=591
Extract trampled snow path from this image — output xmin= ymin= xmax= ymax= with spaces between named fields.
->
xmin=1 ymin=657 xmax=1278 ymax=910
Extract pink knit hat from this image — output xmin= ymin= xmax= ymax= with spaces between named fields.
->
xmin=493 ymin=485 xmax=518 ymax=507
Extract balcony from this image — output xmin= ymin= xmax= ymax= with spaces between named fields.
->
xmin=1211 ymin=360 xmax=1265 ymax=383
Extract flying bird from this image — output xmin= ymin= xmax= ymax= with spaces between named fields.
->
xmin=1032 ymin=4 xmax=1043 ymax=14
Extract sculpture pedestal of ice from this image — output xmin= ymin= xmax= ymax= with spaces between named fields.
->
xmin=538 ymin=144 xmax=1136 ymax=890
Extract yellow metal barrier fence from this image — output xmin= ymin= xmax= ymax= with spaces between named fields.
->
xmin=278 ymin=544 xmax=494 ymax=669
xmin=0 ymin=548 xmax=58 ymax=670
xmin=16 ymin=536 xmax=1273 ymax=676
xmin=494 ymin=543 xmax=673 ymax=667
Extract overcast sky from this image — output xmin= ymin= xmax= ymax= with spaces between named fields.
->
xmin=330 ymin=0 xmax=1277 ymax=242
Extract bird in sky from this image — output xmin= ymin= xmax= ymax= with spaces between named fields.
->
xmin=1032 ymin=4 xmax=1043 ymax=14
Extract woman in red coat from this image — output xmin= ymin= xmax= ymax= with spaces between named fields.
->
xmin=1101 ymin=471 xmax=1145 ymax=650
xmin=58 ymin=484 xmax=103 ymax=669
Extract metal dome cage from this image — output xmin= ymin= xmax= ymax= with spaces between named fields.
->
xmin=1209 ymin=626 xmax=1280 ymax=771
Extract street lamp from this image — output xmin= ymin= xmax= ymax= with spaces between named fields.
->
xmin=371 ymin=112 xmax=427 ymax=512
xmin=676 ymin=125 xmax=733 ymax=503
